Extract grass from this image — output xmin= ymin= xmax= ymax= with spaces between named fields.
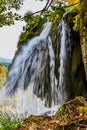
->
xmin=0 ymin=112 xmax=24 ymax=130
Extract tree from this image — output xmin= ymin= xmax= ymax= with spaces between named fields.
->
xmin=0 ymin=0 xmax=74 ymax=27
xmin=80 ymin=0 xmax=87 ymax=80
xmin=0 ymin=0 xmax=22 ymax=27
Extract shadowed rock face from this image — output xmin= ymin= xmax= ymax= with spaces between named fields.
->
xmin=71 ymin=41 xmax=87 ymax=98
xmin=54 ymin=15 xmax=87 ymax=101
xmin=61 ymin=7 xmax=87 ymax=99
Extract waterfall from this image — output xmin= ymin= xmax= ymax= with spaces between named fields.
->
xmin=57 ymin=19 xmax=71 ymax=104
xmin=4 ymin=14 xmax=71 ymax=117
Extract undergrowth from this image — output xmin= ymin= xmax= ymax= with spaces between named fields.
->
xmin=0 ymin=112 xmax=24 ymax=130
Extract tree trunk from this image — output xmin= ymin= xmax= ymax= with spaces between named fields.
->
xmin=80 ymin=0 xmax=87 ymax=80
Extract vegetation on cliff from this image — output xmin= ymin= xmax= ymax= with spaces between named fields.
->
xmin=18 ymin=5 xmax=65 ymax=47
xmin=0 ymin=0 xmax=22 ymax=27
xmin=17 ymin=1 xmax=80 ymax=48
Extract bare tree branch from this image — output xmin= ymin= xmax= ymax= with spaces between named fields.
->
xmin=40 ymin=0 xmax=53 ymax=15
xmin=40 ymin=0 xmax=50 ymax=15
xmin=20 ymin=1 xmax=79 ymax=21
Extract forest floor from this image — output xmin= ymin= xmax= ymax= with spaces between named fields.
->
xmin=15 ymin=96 xmax=87 ymax=130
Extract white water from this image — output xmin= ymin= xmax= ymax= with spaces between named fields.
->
xmin=0 ymin=16 xmax=71 ymax=118
xmin=3 ymin=22 xmax=58 ymax=117
xmin=57 ymin=20 xmax=68 ymax=104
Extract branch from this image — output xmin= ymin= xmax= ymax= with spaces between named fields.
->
xmin=40 ymin=0 xmax=53 ymax=15
xmin=76 ymin=123 xmax=87 ymax=127
xmin=20 ymin=0 xmax=54 ymax=20
xmin=46 ymin=0 xmax=54 ymax=10
xmin=20 ymin=1 xmax=79 ymax=21
xmin=40 ymin=0 xmax=50 ymax=15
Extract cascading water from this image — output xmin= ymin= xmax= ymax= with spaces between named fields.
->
xmin=57 ymin=18 xmax=71 ymax=105
xmin=3 ymin=12 xmax=71 ymax=117
xmin=4 ymin=22 xmax=57 ymax=116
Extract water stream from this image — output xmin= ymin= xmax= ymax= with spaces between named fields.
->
xmin=0 ymin=14 xmax=71 ymax=118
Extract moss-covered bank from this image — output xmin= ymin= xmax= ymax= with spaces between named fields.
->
xmin=15 ymin=96 xmax=87 ymax=130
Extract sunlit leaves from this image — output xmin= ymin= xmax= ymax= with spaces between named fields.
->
xmin=73 ymin=14 xmax=80 ymax=31
xmin=0 ymin=0 xmax=22 ymax=27
xmin=18 ymin=4 xmax=65 ymax=47
xmin=18 ymin=15 xmax=46 ymax=47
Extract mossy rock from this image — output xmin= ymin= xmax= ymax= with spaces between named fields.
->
xmin=55 ymin=96 xmax=87 ymax=117
xmin=16 ymin=96 xmax=87 ymax=130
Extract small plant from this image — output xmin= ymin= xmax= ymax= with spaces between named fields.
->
xmin=0 ymin=112 xmax=24 ymax=130
xmin=56 ymin=105 xmax=65 ymax=116
xmin=73 ymin=14 xmax=80 ymax=31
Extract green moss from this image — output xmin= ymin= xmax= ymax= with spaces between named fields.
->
xmin=18 ymin=15 xmax=46 ymax=47
xmin=56 ymin=105 xmax=65 ymax=116
xmin=50 ymin=7 xmax=65 ymax=41
xmin=0 ymin=113 xmax=24 ymax=130
xmin=65 ymin=5 xmax=80 ymax=32
xmin=73 ymin=13 xmax=80 ymax=31
xmin=55 ymin=97 xmax=87 ymax=118
xmin=84 ymin=104 xmax=87 ymax=114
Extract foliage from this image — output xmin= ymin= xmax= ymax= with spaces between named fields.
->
xmin=0 ymin=112 xmax=23 ymax=130
xmin=49 ymin=6 xmax=65 ymax=40
xmin=18 ymin=1 xmax=80 ymax=48
xmin=56 ymin=105 xmax=65 ymax=116
xmin=55 ymin=96 xmax=87 ymax=117
xmin=18 ymin=5 xmax=65 ymax=47
xmin=73 ymin=13 xmax=80 ymax=31
xmin=0 ymin=62 xmax=7 ymax=76
xmin=65 ymin=4 xmax=80 ymax=32
xmin=0 ymin=62 xmax=3 ymax=66
xmin=18 ymin=15 xmax=46 ymax=47
xmin=0 ymin=0 xmax=22 ymax=27
xmin=0 ymin=62 xmax=7 ymax=87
